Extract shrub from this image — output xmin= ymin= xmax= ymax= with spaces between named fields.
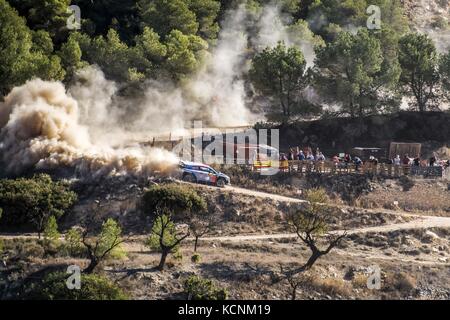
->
xmin=20 ymin=241 xmax=45 ymax=259
xmin=385 ymin=272 xmax=417 ymax=294
xmin=184 ymin=275 xmax=228 ymax=300
xmin=352 ymin=274 xmax=369 ymax=289
xmin=23 ymin=271 xmax=128 ymax=300
xmin=398 ymin=176 xmax=415 ymax=192
xmin=141 ymin=184 xmax=206 ymax=219
xmin=64 ymin=227 xmax=85 ymax=256
xmin=191 ymin=253 xmax=201 ymax=263
xmin=0 ymin=174 xmax=77 ymax=235
xmin=312 ymin=277 xmax=352 ymax=296
xmin=43 ymin=216 xmax=61 ymax=251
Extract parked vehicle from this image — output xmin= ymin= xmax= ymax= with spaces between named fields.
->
xmin=179 ymin=161 xmax=230 ymax=187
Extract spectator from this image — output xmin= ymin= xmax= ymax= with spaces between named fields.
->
xmin=393 ymin=155 xmax=401 ymax=165
xmin=402 ymin=154 xmax=410 ymax=165
xmin=315 ymin=147 xmax=320 ymax=157
xmin=370 ymin=156 xmax=378 ymax=165
xmin=353 ymin=156 xmax=363 ymax=171
xmin=306 ymin=152 xmax=315 ymax=161
xmin=429 ymin=156 xmax=436 ymax=167
xmin=298 ymin=150 xmax=305 ymax=160
xmin=344 ymin=154 xmax=352 ymax=164
xmin=287 ymin=148 xmax=293 ymax=161
xmin=343 ymin=154 xmax=352 ymax=170
xmin=292 ymin=147 xmax=299 ymax=161
xmin=413 ymin=157 xmax=420 ymax=166
xmin=316 ymin=152 xmax=325 ymax=161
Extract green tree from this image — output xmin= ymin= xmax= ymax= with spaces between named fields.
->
xmin=7 ymin=0 xmax=72 ymax=43
xmin=142 ymin=184 xmax=206 ymax=270
xmin=249 ymin=42 xmax=312 ymax=123
xmin=64 ymin=227 xmax=84 ymax=256
xmin=164 ymin=30 xmax=208 ymax=79
xmin=81 ymin=218 xmax=124 ymax=273
xmin=439 ymin=50 xmax=450 ymax=99
xmin=58 ymin=34 xmax=87 ymax=81
xmin=141 ymin=184 xmax=207 ymax=219
xmin=72 ymin=29 xmax=147 ymax=82
xmin=43 ymin=216 xmax=61 ymax=245
xmin=32 ymin=30 xmax=55 ymax=55
xmin=139 ymin=0 xmax=199 ymax=38
xmin=135 ymin=27 xmax=167 ymax=62
xmin=0 ymin=174 xmax=77 ymax=238
xmin=72 ymin=0 xmax=140 ymax=43
xmin=134 ymin=27 xmax=167 ymax=76
xmin=314 ymin=29 xmax=401 ymax=118
xmin=0 ymin=0 xmax=65 ymax=96
xmin=147 ymin=214 xmax=189 ymax=270
xmin=398 ymin=33 xmax=441 ymax=112
xmin=188 ymin=0 xmax=221 ymax=42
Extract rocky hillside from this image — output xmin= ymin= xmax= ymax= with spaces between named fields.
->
xmin=402 ymin=0 xmax=450 ymax=52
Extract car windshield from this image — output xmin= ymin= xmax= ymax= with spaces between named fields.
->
xmin=201 ymin=166 xmax=217 ymax=174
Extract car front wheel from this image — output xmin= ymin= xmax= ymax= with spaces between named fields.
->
xmin=216 ymin=178 xmax=226 ymax=188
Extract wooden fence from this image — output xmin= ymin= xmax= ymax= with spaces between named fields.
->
xmin=251 ymin=160 xmax=446 ymax=178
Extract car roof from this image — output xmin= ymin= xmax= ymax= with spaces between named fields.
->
xmin=180 ymin=160 xmax=211 ymax=168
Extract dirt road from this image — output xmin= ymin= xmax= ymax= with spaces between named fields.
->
xmin=2 ymin=183 xmax=450 ymax=243
xmin=198 ymin=215 xmax=450 ymax=242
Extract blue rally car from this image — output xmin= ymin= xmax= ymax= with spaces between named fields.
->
xmin=179 ymin=161 xmax=231 ymax=187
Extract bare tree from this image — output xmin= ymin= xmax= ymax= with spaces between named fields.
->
xmin=189 ymin=213 xmax=215 ymax=252
xmin=281 ymin=188 xmax=347 ymax=279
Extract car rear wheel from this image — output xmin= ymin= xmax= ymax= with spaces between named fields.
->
xmin=216 ymin=178 xmax=226 ymax=188
xmin=183 ymin=173 xmax=197 ymax=183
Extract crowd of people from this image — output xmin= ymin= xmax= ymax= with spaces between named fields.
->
xmin=390 ymin=154 xmax=450 ymax=168
xmin=280 ymin=147 xmax=326 ymax=162
xmin=278 ymin=147 xmax=450 ymax=173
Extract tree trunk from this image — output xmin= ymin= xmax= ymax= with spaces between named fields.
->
xmin=83 ymin=258 xmax=98 ymax=274
xmin=304 ymin=251 xmax=322 ymax=270
xmin=194 ymin=237 xmax=199 ymax=252
xmin=158 ymin=250 xmax=169 ymax=271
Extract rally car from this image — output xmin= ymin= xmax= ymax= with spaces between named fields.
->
xmin=179 ymin=161 xmax=230 ymax=187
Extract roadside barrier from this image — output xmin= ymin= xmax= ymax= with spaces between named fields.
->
xmin=248 ymin=160 xmax=446 ymax=178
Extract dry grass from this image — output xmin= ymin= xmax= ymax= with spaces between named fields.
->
xmin=352 ymin=274 xmax=369 ymax=289
xmin=384 ymin=272 xmax=417 ymax=294
xmin=310 ymin=276 xmax=353 ymax=297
